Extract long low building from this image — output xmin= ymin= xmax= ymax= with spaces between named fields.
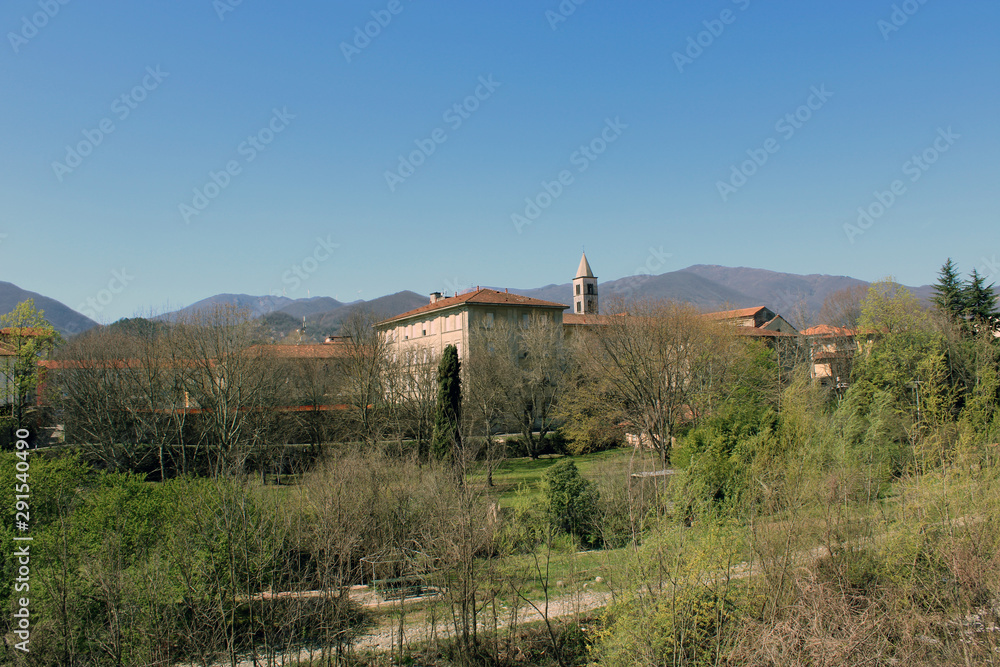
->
xmin=377 ymin=288 xmax=568 ymax=360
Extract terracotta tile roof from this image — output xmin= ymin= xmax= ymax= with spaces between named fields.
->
xmin=801 ymin=325 xmax=856 ymax=337
xmin=0 ymin=327 xmax=52 ymax=337
xmin=703 ymin=306 xmax=768 ymax=321
xmin=379 ymin=288 xmax=568 ymax=325
xmin=250 ymin=343 xmax=353 ymax=359
xmin=40 ymin=359 xmax=149 ymax=370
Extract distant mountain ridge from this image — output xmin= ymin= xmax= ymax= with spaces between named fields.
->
xmin=0 ymin=281 xmax=98 ymax=336
xmin=157 ymin=290 xmax=428 ymax=340
xmin=8 ymin=264 xmax=992 ymax=340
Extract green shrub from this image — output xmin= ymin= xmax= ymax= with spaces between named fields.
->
xmin=541 ymin=458 xmax=600 ymax=546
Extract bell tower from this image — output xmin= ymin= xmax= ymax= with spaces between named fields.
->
xmin=572 ymin=252 xmax=598 ymax=315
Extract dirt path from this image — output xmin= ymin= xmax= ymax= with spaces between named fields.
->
xmin=224 ymin=542 xmax=840 ymax=663
xmin=350 ymin=544 xmax=839 ymax=653
xmin=352 ymin=586 xmax=613 ymax=653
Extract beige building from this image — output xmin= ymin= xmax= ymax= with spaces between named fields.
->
xmin=378 ymin=288 xmax=569 ymax=361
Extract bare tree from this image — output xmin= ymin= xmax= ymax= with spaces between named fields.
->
xmin=463 ymin=322 xmax=517 ymax=483
xmin=818 ymin=284 xmax=869 ymax=329
xmin=583 ymin=298 xmax=734 ymax=465
xmin=54 ymin=327 xmax=154 ymax=472
xmin=174 ymin=306 xmax=278 ymax=477
xmin=336 ymin=309 xmax=392 ymax=447
xmin=384 ymin=346 xmax=438 ymax=458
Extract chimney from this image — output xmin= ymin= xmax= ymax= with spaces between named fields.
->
xmin=430 ymin=292 xmax=442 ymax=304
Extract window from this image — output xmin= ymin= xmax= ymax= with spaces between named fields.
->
xmin=575 ymin=284 xmax=581 ymax=295
xmin=587 ymin=284 xmax=594 ymax=295
xmin=522 ymin=313 xmax=529 ymax=326
xmin=576 ymin=302 xmax=582 ymax=313
xmin=485 ymin=312 xmax=494 ymax=328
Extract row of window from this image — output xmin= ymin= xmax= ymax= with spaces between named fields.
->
xmin=397 ymin=309 xmax=555 ymax=340
xmin=399 ymin=312 xmax=465 ymax=340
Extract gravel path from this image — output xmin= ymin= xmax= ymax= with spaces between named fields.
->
xmin=352 ymin=585 xmax=613 ymax=653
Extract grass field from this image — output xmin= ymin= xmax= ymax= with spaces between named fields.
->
xmin=475 ymin=446 xmax=668 ymax=507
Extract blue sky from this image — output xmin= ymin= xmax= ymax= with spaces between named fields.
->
xmin=2 ymin=0 xmax=997 ymax=323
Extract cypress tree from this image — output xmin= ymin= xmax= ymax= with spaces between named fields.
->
xmin=431 ymin=344 xmax=462 ymax=461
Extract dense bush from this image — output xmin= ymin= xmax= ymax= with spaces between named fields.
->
xmin=541 ymin=458 xmax=600 ymax=546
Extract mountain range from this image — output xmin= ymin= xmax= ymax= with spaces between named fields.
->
xmin=0 ymin=281 xmax=98 ymax=336
xmin=0 ymin=265 xmax=986 ymax=339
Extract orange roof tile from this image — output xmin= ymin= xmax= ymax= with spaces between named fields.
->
xmin=379 ymin=288 xmax=568 ymax=325
xmin=801 ymin=325 xmax=856 ymax=337
xmin=250 ymin=343 xmax=353 ymax=359
xmin=0 ymin=327 xmax=53 ymax=337
xmin=702 ymin=306 xmax=768 ymax=320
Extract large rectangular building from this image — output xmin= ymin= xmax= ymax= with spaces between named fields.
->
xmin=377 ymin=288 xmax=568 ymax=360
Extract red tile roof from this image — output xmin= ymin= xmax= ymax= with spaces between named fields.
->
xmin=801 ymin=325 xmax=856 ymax=337
xmin=0 ymin=327 xmax=53 ymax=337
xmin=249 ymin=343 xmax=353 ymax=359
xmin=379 ymin=288 xmax=568 ymax=325
xmin=702 ymin=306 xmax=768 ymax=321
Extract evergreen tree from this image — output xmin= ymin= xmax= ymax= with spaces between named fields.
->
xmin=932 ymin=258 xmax=966 ymax=321
xmin=963 ymin=268 xmax=1000 ymax=330
xmin=431 ymin=344 xmax=462 ymax=462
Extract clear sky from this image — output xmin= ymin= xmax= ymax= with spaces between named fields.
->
xmin=2 ymin=0 xmax=997 ymax=323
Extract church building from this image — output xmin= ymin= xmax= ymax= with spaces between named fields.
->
xmin=377 ymin=253 xmax=598 ymax=360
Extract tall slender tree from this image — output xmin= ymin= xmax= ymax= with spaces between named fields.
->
xmin=431 ymin=344 xmax=462 ymax=463
xmin=932 ymin=258 xmax=966 ymax=321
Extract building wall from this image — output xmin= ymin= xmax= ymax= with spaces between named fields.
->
xmin=384 ymin=305 xmax=563 ymax=362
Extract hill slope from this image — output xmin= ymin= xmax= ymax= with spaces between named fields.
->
xmin=0 ymin=281 xmax=98 ymax=336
